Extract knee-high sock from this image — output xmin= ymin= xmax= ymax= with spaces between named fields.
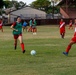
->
xmin=35 ymin=29 xmax=37 ymax=32
xmin=66 ymin=45 xmax=71 ymax=53
xmin=21 ymin=43 xmax=25 ymax=51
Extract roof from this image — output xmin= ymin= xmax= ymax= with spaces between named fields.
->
xmin=10 ymin=6 xmax=46 ymax=16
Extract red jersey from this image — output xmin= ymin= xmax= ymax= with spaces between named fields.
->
xmin=59 ymin=21 xmax=65 ymax=34
xmin=69 ymin=22 xmax=72 ymax=26
xmin=0 ymin=20 xmax=3 ymax=29
xmin=59 ymin=21 xmax=65 ymax=29
xmin=71 ymin=23 xmax=76 ymax=42
xmin=0 ymin=20 xmax=3 ymax=26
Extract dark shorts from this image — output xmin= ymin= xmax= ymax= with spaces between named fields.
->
xmin=14 ymin=34 xmax=22 ymax=39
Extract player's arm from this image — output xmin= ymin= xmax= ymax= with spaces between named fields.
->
xmin=10 ymin=22 xmax=18 ymax=31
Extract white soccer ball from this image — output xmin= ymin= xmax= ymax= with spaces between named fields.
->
xmin=30 ymin=50 xmax=36 ymax=55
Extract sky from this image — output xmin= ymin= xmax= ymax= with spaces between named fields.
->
xmin=17 ymin=0 xmax=36 ymax=5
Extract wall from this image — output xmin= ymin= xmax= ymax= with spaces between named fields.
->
xmin=4 ymin=19 xmax=74 ymax=26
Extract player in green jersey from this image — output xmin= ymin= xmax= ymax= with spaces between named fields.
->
xmin=11 ymin=16 xmax=25 ymax=53
xmin=32 ymin=18 xmax=37 ymax=35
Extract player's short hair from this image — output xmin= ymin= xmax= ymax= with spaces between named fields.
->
xmin=16 ymin=16 xmax=21 ymax=21
xmin=17 ymin=16 xmax=21 ymax=19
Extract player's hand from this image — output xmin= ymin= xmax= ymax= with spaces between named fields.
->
xmin=15 ymin=29 xmax=18 ymax=31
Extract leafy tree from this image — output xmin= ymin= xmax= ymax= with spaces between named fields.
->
xmin=13 ymin=1 xmax=26 ymax=9
xmin=30 ymin=0 xmax=51 ymax=13
xmin=30 ymin=0 xmax=60 ymax=14
xmin=0 ymin=0 xmax=4 ymax=15
xmin=4 ymin=1 xmax=13 ymax=8
xmin=0 ymin=0 xmax=4 ymax=8
xmin=19 ymin=1 xmax=26 ymax=8
xmin=4 ymin=0 xmax=26 ymax=9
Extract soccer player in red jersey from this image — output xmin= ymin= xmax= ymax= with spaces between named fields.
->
xmin=68 ymin=19 xmax=73 ymax=29
xmin=0 ymin=18 xmax=3 ymax=32
xmin=11 ymin=16 xmax=25 ymax=53
xmin=59 ymin=19 xmax=65 ymax=39
xmin=63 ymin=18 xmax=76 ymax=56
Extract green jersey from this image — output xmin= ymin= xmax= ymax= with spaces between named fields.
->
xmin=34 ymin=20 xmax=37 ymax=26
xmin=29 ymin=20 xmax=32 ymax=26
xmin=12 ymin=22 xmax=22 ymax=35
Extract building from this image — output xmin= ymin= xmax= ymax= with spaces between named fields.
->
xmin=58 ymin=0 xmax=76 ymax=18
xmin=10 ymin=6 xmax=46 ymax=22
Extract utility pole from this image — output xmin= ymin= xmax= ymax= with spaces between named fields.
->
xmin=51 ymin=0 xmax=54 ymax=19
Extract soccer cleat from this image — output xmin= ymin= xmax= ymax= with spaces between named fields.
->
xmin=23 ymin=50 xmax=25 ymax=53
xmin=33 ymin=32 xmax=37 ymax=35
xmin=63 ymin=52 xmax=68 ymax=56
xmin=14 ymin=46 xmax=17 ymax=50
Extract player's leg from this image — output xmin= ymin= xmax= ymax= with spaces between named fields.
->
xmin=34 ymin=27 xmax=37 ymax=32
xmin=62 ymin=32 xmax=65 ymax=39
xmin=18 ymin=34 xmax=25 ymax=53
xmin=32 ymin=28 xmax=34 ymax=33
xmin=31 ymin=26 xmax=32 ymax=32
xmin=14 ymin=39 xmax=17 ymax=50
xmin=71 ymin=26 xmax=73 ymax=29
xmin=28 ymin=26 xmax=31 ymax=32
xmin=60 ymin=33 xmax=63 ymax=38
xmin=60 ymin=29 xmax=63 ymax=38
xmin=32 ymin=28 xmax=34 ymax=35
xmin=0 ymin=26 xmax=3 ymax=32
xmin=23 ymin=26 xmax=25 ymax=32
xmin=68 ymin=26 xmax=70 ymax=29
xmin=2 ymin=28 xmax=3 ymax=32
xmin=63 ymin=41 xmax=75 ymax=56
xmin=61 ymin=29 xmax=65 ymax=39
xmin=33 ymin=28 xmax=37 ymax=35
xmin=66 ymin=41 xmax=75 ymax=53
xmin=1 ymin=27 xmax=3 ymax=32
xmin=14 ymin=35 xmax=18 ymax=50
xmin=25 ymin=26 xmax=28 ymax=32
xmin=27 ymin=26 xmax=30 ymax=32
xmin=34 ymin=28 xmax=37 ymax=34
xmin=36 ymin=28 xmax=37 ymax=32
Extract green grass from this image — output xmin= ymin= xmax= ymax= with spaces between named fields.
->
xmin=0 ymin=25 xmax=76 ymax=75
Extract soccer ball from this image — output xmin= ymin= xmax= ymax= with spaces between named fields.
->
xmin=30 ymin=50 xmax=36 ymax=56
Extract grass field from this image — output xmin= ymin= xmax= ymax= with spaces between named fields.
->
xmin=0 ymin=25 xmax=76 ymax=75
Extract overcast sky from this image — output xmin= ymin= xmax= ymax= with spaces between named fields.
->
xmin=17 ymin=0 xmax=36 ymax=5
